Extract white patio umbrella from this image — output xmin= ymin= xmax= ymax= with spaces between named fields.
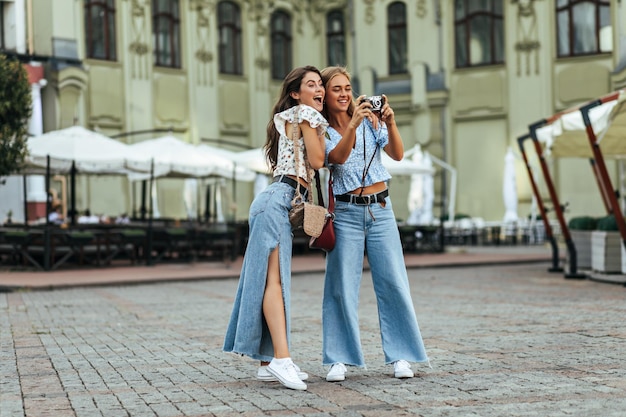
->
xmin=196 ymin=144 xmax=256 ymax=181
xmin=406 ymin=146 xmax=424 ymax=224
xmin=382 ymin=152 xmax=434 ymax=176
xmin=183 ymin=178 xmax=198 ymax=220
xmin=420 ymin=152 xmax=435 ymax=224
xmin=26 ymin=126 xmax=155 ymax=174
xmin=231 ymin=148 xmax=272 ymax=174
xmin=406 ymin=146 xmax=435 ymax=225
xmin=253 ymin=173 xmax=269 ymax=197
xmin=129 ymin=136 xmax=219 ymax=178
xmin=503 ymin=147 xmax=519 ymax=223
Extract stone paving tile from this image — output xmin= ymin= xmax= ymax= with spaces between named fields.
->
xmin=1 ymin=263 xmax=625 ymax=416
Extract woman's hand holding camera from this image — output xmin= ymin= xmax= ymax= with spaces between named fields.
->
xmin=356 ymin=94 xmax=395 ymax=127
xmin=350 ymin=95 xmax=375 ymax=128
xmin=378 ymin=95 xmax=395 ymax=125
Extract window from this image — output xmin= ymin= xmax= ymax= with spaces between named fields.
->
xmin=218 ymin=1 xmax=242 ymax=74
xmin=326 ymin=10 xmax=346 ymax=67
xmin=1 ymin=0 xmax=15 ymax=52
xmin=270 ymin=11 xmax=292 ymax=80
xmin=0 ymin=3 xmax=5 ymax=50
xmin=388 ymin=2 xmax=407 ymax=74
xmin=557 ymin=0 xmax=611 ymax=57
xmin=454 ymin=0 xmax=504 ymax=68
xmin=84 ymin=0 xmax=117 ymax=60
xmin=152 ymin=0 xmax=181 ymax=68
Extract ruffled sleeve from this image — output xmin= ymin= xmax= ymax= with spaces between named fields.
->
xmin=274 ymin=104 xmax=328 ymax=138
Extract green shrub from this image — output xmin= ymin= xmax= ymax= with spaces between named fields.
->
xmin=596 ymin=215 xmax=618 ymax=231
xmin=568 ymin=216 xmax=597 ymax=231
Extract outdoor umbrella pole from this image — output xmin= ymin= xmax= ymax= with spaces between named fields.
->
xmin=22 ymin=174 xmax=28 ymax=226
xmin=132 ymin=181 xmax=137 ymax=219
xmin=70 ymin=160 xmax=77 ymax=226
xmin=146 ymin=159 xmax=154 ymax=266
xmin=196 ymin=180 xmax=202 ymax=223
xmin=232 ymin=164 xmax=236 ymax=220
xmin=140 ymin=180 xmax=147 ymax=221
xmin=44 ymin=155 xmax=51 ymax=271
xmin=204 ymin=184 xmax=211 ymax=223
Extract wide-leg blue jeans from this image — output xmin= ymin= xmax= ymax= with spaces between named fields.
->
xmin=322 ymin=196 xmax=429 ymax=367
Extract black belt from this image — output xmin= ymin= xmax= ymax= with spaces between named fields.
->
xmin=273 ymin=175 xmax=309 ymax=199
xmin=336 ymin=189 xmax=388 ymax=205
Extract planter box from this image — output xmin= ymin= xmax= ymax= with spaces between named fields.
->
xmin=569 ymin=230 xmax=592 ymax=270
xmin=591 ymin=231 xmax=623 ymax=273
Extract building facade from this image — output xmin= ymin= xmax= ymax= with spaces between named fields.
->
xmin=0 ymin=0 xmax=623 ymax=224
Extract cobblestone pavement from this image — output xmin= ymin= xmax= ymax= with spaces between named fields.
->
xmin=2 ymin=263 xmax=626 ymax=417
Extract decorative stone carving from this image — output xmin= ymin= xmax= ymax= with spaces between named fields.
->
xmin=243 ymin=0 xmax=347 ymax=88
xmin=416 ymin=0 xmax=427 ymax=18
xmin=190 ymin=0 xmax=216 ymax=86
xmin=124 ymin=0 xmax=150 ymax=79
xmin=304 ymin=0 xmax=348 ymax=35
xmin=363 ymin=0 xmax=376 ymax=24
xmin=512 ymin=0 xmax=542 ymax=76
xmin=244 ymin=0 xmax=274 ymax=90
xmin=245 ymin=0 xmax=275 ymax=36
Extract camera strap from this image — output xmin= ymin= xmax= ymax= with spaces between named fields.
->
xmin=359 ymin=120 xmax=380 ymax=197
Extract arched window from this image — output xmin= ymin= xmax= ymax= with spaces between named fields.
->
xmin=454 ymin=0 xmax=504 ymax=68
xmin=270 ymin=10 xmax=292 ymax=80
xmin=152 ymin=0 xmax=181 ymax=68
xmin=557 ymin=0 xmax=611 ymax=57
xmin=84 ymin=0 xmax=117 ymax=60
xmin=388 ymin=2 xmax=407 ymax=74
xmin=326 ymin=10 xmax=346 ymax=67
xmin=218 ymin=1 xmax=242 ymax=75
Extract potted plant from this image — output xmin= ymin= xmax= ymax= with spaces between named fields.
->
xmin=567 ymin=216 xmax=597 ymax=270
xmin=591 ymin=214 xmax=622 ymax=273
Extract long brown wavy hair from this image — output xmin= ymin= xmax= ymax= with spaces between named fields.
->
xmin=320 ymin=66 xmax=356 ymax=121
xmin=264 ymin=65 xmax=323 ymax=170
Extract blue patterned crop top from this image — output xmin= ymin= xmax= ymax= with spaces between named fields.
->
xmin=325 ymin=119 xmax=391 ymax=196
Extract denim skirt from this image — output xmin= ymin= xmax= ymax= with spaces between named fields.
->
xmin=222 ymin=181 xmax=296 ymax=362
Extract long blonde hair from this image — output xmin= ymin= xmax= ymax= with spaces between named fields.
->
xmin=264 ymin=65 xmax=323 ymax=171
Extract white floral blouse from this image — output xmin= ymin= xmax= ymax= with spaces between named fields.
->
xmin=273 ymin=104 xmax=328 ymax=181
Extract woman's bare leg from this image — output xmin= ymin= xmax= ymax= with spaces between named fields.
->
xmin=262 ymin=247 xmax=289 ymax=359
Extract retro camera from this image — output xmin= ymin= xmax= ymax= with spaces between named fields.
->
xmin=359 ymin=95 xmax=385 ymax=112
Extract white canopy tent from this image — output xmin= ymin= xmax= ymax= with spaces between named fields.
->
xmin=523 ymin=89 xmax=626 ymax=277
xmin=535 ymin=91 xmax=626 ymax=158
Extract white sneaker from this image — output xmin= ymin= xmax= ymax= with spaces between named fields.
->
xmin=393 ymin=360 xmax=414 ymax=379
xmin=257 ymin=364 xmax=309 ymax=381
xmin=326 ymin=363 xmax=347 ymax=382
xmin=267 ymin=358 xmax=307 ymax=390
